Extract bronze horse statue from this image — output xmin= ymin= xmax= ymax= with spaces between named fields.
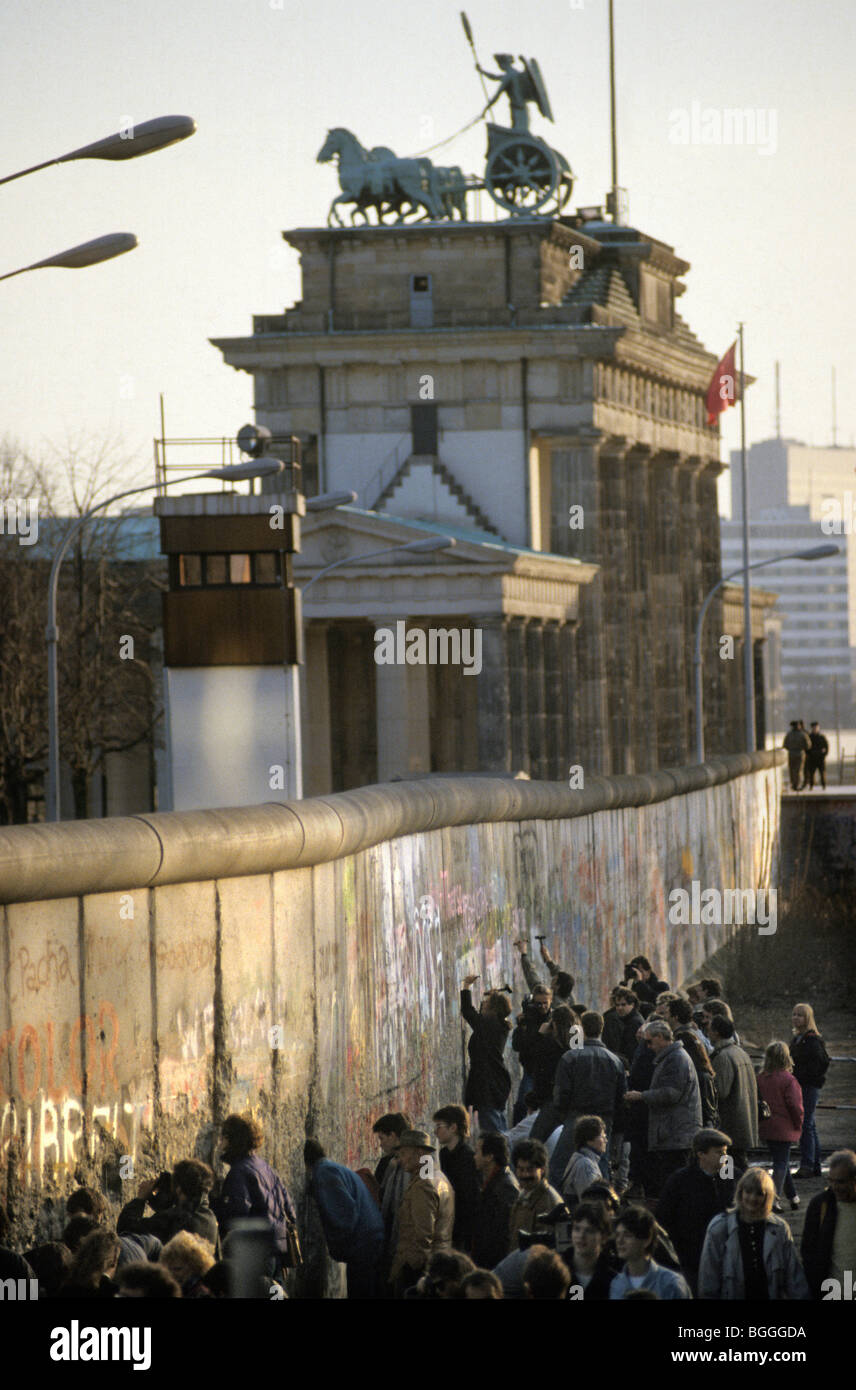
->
xmin=317 ymin=128 xmax=468 ymax=225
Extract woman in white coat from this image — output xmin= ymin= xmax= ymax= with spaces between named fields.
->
xmin=698 ymin=1167 xmax=810 ymax=1300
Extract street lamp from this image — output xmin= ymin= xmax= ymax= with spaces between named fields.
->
xmin=300 ymin=535 xmax=456 ymax=595
xmin=0 ymin=115 xmax=196 ymax=186
xmin=305 ymin=491 xmax=358 ymax=512
xmin=0 ymin=232 xmax=138 ymax=283
xmin=693 ymin=544 xmax=839 ymax=763
xmin=45 ymin=460 xmax=284 ymax=822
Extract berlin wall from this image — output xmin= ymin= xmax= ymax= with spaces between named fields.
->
xmin=0 ymin=752 xmax=783 ymax=1241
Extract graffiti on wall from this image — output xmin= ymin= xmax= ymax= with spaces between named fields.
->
xmin=0 ymin=1000 xmax=150 ymax=1183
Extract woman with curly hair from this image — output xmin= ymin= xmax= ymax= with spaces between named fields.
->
xmin=214 ymin=1113 xmax=297 ymax=1274
xmin=160 ymin=1230 xmax=216 ymax=1297
xmin=58 ymin=1229 xmax=121 ymax=1298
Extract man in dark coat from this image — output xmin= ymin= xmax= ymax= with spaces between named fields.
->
xmin=304 ymin=1139 xmax=384 ymax=1299
xmin=805 ymin=722 xmax=829 ymax=789
xmin=547 ymin=1012 xmax=626 ymax=1189
xmin=471 ymin=1132 xmax=519 ymax=1270
xmin=433 ymin=1105 xmax=480 ymax=1252
xmin=461 ymin=976 xmax=512 ymax=1133
xmin=801 ymin=1150 xmax=856 ymax=1298
xmin=118 ymin=1158 xmax=221 ymax=1255
xmin=783 ymin=721 xmax=811 ymax=790
xmin=602 ymin=988 xmax=644 ymax=1069
xmin=656 ymin=1128 xmax=743 ymax=1293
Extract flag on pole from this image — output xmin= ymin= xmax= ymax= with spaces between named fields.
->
xmin=706 ymin=341 xmax=740 ymax=426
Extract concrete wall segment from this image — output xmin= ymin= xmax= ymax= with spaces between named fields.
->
xmin=0 ymin=755 xmax=786 ymax=1246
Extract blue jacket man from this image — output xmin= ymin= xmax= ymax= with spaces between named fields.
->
xmin=305 ymin=1141 xmax=384 ymax=1299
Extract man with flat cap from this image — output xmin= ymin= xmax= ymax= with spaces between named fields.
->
xmin=390 ymin=1130 xmax=455 ymax=1297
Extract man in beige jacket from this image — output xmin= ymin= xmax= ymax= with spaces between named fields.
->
xmin=390 ymin=1130 xmax=455 ymax=1296
xmin=508 ymin=1138 xmax=562 ymax=1249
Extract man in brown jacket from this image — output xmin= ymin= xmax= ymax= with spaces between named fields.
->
xmin=508 ymin=1138 xmax=562 ymax=1250
xmin=390 ymin=1130 xmax=455 ymax=1296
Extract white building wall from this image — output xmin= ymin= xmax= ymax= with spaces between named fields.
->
xmin=164 ymin=666 xmax=302 ymax=811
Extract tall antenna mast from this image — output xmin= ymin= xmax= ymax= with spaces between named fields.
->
xmin=606 ymin=2 xmax=627 ymax=224
xmin=774 ymin=361 xmax=781 ymax=439
xmin=831 ymin=366 xmax=838 ymax=447
xmin=609 ymin=0 xmax=618 ymax=209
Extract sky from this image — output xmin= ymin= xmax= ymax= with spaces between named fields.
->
xmin=2 ymin=0 xmax=855 ymax=507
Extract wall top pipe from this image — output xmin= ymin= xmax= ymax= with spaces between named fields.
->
xmin=0 ymin=752 xmax=785 ymax=905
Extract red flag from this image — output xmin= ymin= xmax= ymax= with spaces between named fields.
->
xmin=706 ymin=341 xmax=741 ymax=426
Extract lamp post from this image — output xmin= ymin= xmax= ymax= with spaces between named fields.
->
xmin=0 ymin=232 xmax=139 ymax=283
xmin=300 ymin=535 xmax=455 ymax=595
xmin=693 ymin=544 xmax=839 ymax=763
xmin=45 ymin=460 xmax=284 ymax=822
xmin=0 ymin=115 xmax=196 ymax=186
xmin=1 ymin=115 xmax=195 ymax=279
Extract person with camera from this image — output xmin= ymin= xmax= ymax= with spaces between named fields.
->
xmin=118 ymin=1158 xmax=221 ymax=1255
xmin=622 ymin=955 xmax=669 ymax=1008
xmin=510 ymin=976 xmax=553 ymax=1124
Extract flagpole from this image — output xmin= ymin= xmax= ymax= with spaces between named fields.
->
xmin=738 ymin=321 xmax=756 ymax=751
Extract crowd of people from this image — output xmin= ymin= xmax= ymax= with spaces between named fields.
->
xmin=0 ymin=945 xmax=849 ymax=1300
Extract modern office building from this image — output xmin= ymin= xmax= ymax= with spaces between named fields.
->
xmin=722 ymin=438 xmax=856 ymax=736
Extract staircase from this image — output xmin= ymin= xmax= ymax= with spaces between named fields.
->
xmin=374 ymin=454 xmax=498 ymax=536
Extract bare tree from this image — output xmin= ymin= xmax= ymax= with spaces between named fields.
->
xmin=0 ymin=434 xmax=165 ymax=822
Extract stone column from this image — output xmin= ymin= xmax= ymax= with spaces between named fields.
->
xmin=599 ymin=440 xmax=632 ymax=773
xmin=648 ymin=450 xmax=687 ymax=766
xmin=302 ymin=621 xmax=332 ymax=796
xmin=550 ymin=438 xmax=610 ymax=774
xmin=626 ymin=445 xmax=655 ymax=772
xmin=507 ymin=617 xmax=529 ymax=773
xmin=698 ymin=460 xmax=729 ymax=754
xmin=678 ymin=456 xmax=707 ymax=760
xmin=476 ymin=618 xmax=512 ymax=772
xmin=373 ymin=618 xmax=431 ymax=780
xmin=526 ymin=619 xmax=547 ymax=780
xmin=561 ymin=620 xmax=581 ymax=773
xmin=542 ymin=620 xmax=563 ymax=780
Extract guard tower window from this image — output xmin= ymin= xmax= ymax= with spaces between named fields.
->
xmin=229 ymin=553 xmax=252 ymax=584
xmin=174 ymin=552 xmax=283 ymax=587
xmin=410 ymin=273 xmax=434 ymax=328
xmin=205 ymin=555 xmax=228 ymax=585
xmin=179 ymin=554 xmax=202 ymax=586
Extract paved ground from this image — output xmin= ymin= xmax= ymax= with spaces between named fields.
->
xmin=732 ymin=1003 xmax=855 ymax=1241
